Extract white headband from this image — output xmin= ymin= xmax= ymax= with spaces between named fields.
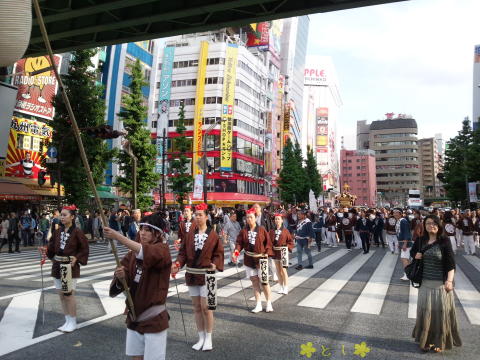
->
xmin=139 ymin=223 xmax=164 ymax=233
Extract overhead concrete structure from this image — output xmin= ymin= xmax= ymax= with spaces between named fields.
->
xmin=27 ymin=0 xmax=405 ymax=57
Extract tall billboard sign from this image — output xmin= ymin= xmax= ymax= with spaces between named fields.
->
xmin=12 ymin=55 xmax=62 ymax=120
xmin=247 ymin=22 xmax=270 ymax=51
xmin=220 ymin=43 xmax=238 ymax=172
xmin=304 ymin=67 xmax=327 ymax=87
xmin=156 ymin=46 xmax=175 ymax=174
xmin=5 ymin=116 xmax=52 ymax=179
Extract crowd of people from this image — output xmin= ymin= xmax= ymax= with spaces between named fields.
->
xmin=6 ymin=201 xmax=477 ymax=358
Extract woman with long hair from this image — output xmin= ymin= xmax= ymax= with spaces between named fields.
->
xmin=269 ymin=212 xmax=294 ymax=294
xmin=410 ymin=215 xmax=462 ymax=353
xmin=104 ymin=213 xmax=171 ymax=360
xmin=46 ymin=205 xmax=89 ymax=333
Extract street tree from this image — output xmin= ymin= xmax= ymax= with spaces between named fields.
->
xmin=443 ymin=118 xmax=473 ymax=203
xmin=279 ymin=139 xmax=305 ymax=204
xmin=44 ymin=48 xmax=115 ymax=209
xmin=115 ymin=59 xmax=159 ymax=211
xmin=169 ymin=102 xmax=193 ymax=207
xmin=293 ymin=141 xmax=309 ymax=203
xmin=305 ymin=145 xmax=322 ymax=198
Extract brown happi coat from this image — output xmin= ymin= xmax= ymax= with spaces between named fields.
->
xmin=235 ymin=225 xmax=273 ymax=268
xmin=178 ymin=219 xmax=196 ymax=243
xmin=340 ymin=217 xmax=354 ymax=233
xmin=176 ymin=227 xmax=224 ymax=286
xmin=47 ymin=226 xmax=89 ymax=279
xmin=460 ymin=217 xmax=475 ymax=235
xmin=385 ymin=217 xmax=397 ymax=234
xmin=269 ymin=227 xmax=294 ymax=260
xmin=109 ymin=242 xmax=172 ymax=334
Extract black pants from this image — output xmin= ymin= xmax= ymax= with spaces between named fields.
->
xmin=8 ymin=233 xmax=20 ymax=252
xmin=0 ymin=237 xmax=7 ymax=251
xmin=315 ymin=232 xmax=322 ymax=251
xmin=344 ymin=232 xmax=353 ymax=249
xmin=360 ymin=232 xmax=370 ymax=253
xmin=374 ymin=232 xmax=385 ymax=247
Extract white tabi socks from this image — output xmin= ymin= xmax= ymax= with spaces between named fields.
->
xmin=57 ymin=315 xmax=69 ymax=332
xmin=192 ymin=331 xmax=205 ymax=351
xmin=265 ymin=301 xmax=273 ymax=313
xmin=202 ymin=332 xmax=213 ymax=351
xmin=62 ymin=316 xmax=77 ymax=333
xmin=251 ymin=301 xmax=263 ymax=313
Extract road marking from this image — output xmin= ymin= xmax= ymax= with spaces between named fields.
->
xmin=351 ymin=252 xmax=397 ymax=314
xmin=298 ymin=251 xmax=374 ymax=309
xmin=463 ymin=254 xmax=480 ymax=272
xmin=0 ymin=292 xmax=42 ymax=356
xmin=454 ymin=265 xmax=480 ymax=325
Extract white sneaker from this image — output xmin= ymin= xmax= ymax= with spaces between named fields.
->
xmin=62 ymin=316 xmax=77 ymax=333
xmin=202 ymin=333 xmax=213 ymax=351
xmin=38 ymin=96 xmax=46 ymax=103
xmin=192 ymin=331 xmax=205 ymax=351
xmin=277 ymin=286 xmax=285 ymax=294
xmin=251 ymin=303 xmax=263 ymax=313
xmin=57 ymin=316 xmax=69 ymax=332
xmin=400 ymin=274 xmax=409 ymax=281
xmin=282 ymin=286 xmax=289 ymax=295
xmin=265 ymin=302 xmax=273 ymax=313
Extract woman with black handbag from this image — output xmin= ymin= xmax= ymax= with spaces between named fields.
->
xmin=410 ymin=215 xmax=462 ymax=353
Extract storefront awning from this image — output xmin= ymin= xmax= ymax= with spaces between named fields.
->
xmin=0 ymin=180 xmax=41 ymax=201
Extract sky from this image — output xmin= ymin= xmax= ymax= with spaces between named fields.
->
xmin=306 ymin=0 xmax=479 ymax=149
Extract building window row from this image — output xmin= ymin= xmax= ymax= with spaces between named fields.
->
xmin=377 ymin=181 xmax=420 ymax=186
xmin=373 ymin=133 xmax=417 ymax=139
xmin=376 ymin=172 xmax=419 ymax=178
xmin=235 ymin=98 xmax=261 ymax=118
xmin=376 ymin=149 xmax=417 ymax=154
xmin=377 ymin=157 xmax=418 ymax=162
xmin=374 ymin=141 xmax=418 ymax=147
xmin=376 ymin=164 xmax=420 ymax=169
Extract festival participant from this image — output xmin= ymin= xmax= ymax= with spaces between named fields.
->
xmin=355 ymin=210 xmax=372 ymax=254
xmin=105 ymin=214 xmax=171 ymax=360
xmin=269 ymin=212 xmax=294 ymax=294
xmin=175 ymin=205 xmax=196 ymax=250
xmin=232 ymin=208 xmax=273 ymax=313
xmin=325 ymin=209 xmax=338 ymax=247
xmin=46 ymin=205 xmax=89 ymax=333
xmin=395 ymin=208 xmax=413 ymax=281
xmin=385 ymin=210 xmax=398 ymax=254
xmin=294 ymin=209 xmax=315 ymax=270
xmin=340 ymin=209 xmax=354 ymax=250
xmin=171 ymin=203 xmax=224 ymax=351
xmin=460 ymin=209 xmax=476 ymax=255
xmin=443 ymin=211 xmax=457 ymax=254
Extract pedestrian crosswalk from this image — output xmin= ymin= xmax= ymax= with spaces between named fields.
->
xmin=0 ymin=245 xmax=480 ymax=357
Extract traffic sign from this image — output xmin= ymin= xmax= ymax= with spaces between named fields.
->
xmin=47 ymin=146 xmax=57 ymax=159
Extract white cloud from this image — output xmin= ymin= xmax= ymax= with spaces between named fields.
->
xmin=307 ymin=0 xmax=479 ymax=148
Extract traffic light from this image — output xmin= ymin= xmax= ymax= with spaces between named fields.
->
xmin=38 ymin=170 xmax=47 ymax=186
xmin=86 ymin=125 xmax=125 ymax=139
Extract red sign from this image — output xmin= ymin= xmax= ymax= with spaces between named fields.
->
xmin=247 ymin=22 xmax=270 ymax=50
xmin=12 ymin=55 xmax=62 ymax=120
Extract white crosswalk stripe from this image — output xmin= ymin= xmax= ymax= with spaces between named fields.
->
xmin=1 ymin=246 xmax=480 ymax=357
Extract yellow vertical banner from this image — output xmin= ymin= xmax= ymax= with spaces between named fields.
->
xmin=192 ymin=41 xmax=209 ymax=175
xmin=220 ymin=44 xmax=238 ymax=171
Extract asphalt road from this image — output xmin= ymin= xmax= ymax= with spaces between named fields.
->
xmin=1 ymin=243 xmax=479 ymax=360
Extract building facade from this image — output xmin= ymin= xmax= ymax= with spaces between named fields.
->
xmin=418 ymin=137 xmax=444 ymax=199
xmin=340 ymin=149 xmax=377 ymax=207
xmin=302 ymin=55 xmax=342 ymax=193
xmin=473 ymin=44 xmax=480 ymax=131
xmin=357 ymin=114 xmax=421 ymax=206
xmin=150 ymin=30 xmax=271 ymax=206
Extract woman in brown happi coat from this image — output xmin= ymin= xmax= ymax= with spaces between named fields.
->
xmin=269 ymin=212 xmax=294 ymax=295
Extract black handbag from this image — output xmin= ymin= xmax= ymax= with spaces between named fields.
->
xmin=405 ymin=243 xmax=435 ymax=288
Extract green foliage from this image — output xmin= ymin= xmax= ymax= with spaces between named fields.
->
xmin=44 ymin=49 xmax=115 ymax=209
xmin=443 ymin=118 xmax=479 ymax=204
xmin=278 ymin=139 xmax=307 ymax=204
xmin=169 ymin=103 xmax=193 ymax=206
xmin=115 ymin=59 xmax=159 ymax=210
xmin=305 ymin=145 xmax=322 ymax=198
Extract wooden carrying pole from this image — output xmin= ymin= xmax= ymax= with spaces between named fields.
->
xmin=32 ymin=0 xmax=136 ymax=320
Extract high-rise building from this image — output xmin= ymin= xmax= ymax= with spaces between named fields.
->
xmin=280 ymin=16 xmax=309 ymax=144
xmin=356 ymin=120 xmax=370 ymax=150
xmin=340 ymin=149 xmax=377 ymax=207
xmin=150 ymin=29 xmax=271 ymax=206
xmin=419 ymin=137 xmax=444 ymax=199
xmin=473 ymin=45 xmax=480 ymax=131
xmin=357 ymin=114 xmax=421 ymax=206
xmin=303 ymin=55 xmax=342 ymax=193
xmin=102 ymin=41 xmax=156 ymax=186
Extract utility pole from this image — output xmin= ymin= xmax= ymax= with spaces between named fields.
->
xmin=161 ymin=127 xmax=167 ymax=210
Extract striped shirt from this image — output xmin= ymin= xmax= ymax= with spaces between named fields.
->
xmin=422 ymin=244 xmax=443 ymax=281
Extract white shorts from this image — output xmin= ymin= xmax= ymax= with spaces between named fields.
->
xmin=126 ymin=328 xmax=167 ymax=360
xmin=245 ymin=265 xmax=258 ymax=278
xmin=400 ymin=248 xmax=412 ymax=260
xmin=53 ymin=278 xmax=77 ymax=291
xmin=188 ymin=285 xmax=207 ymax=297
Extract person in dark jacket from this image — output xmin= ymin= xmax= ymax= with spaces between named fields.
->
xmin=410 ymin=215 xmax=461 ymax=353
xmin=312 ymin=213 xmax=324 ymax=252
xmin=355 ymin=210 xmax=372 ymax=254
xmin=372 ymin=212 xmax=385 ymax=248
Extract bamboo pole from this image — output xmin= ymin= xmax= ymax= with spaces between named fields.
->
xmin=32 ymin=0 xmax=136 ymax=320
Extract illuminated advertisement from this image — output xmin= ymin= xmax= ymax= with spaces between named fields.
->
xmin=247 ymin=22 xmax=270 ymax=50
xmin=192 ymin=41 xmax=209 ymax=176
xmin=12 ymin=55 xmax=62 ymax=120
xmin=156 ymin=46 xmax=175 ymax=174
xmin=316 ymin=107 xmax=328 ymax=147
xmin=5 ymin=116 xmax=52 ymax=179
xmin=220 ymin=44 xmax=238 ymax=172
